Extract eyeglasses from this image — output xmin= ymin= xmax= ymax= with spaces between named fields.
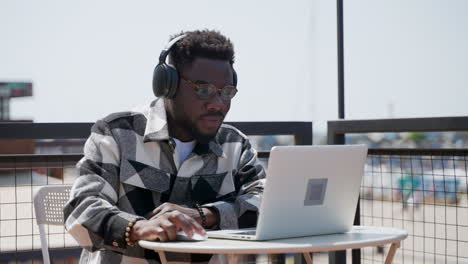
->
xmin=181 ymin=77 xmax=238 ymax=101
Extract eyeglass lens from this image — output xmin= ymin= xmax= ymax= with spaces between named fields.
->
xmin=196 ymin=84 xmax=237 ymax=100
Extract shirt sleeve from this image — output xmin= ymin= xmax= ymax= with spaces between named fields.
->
xmin=203 ymin=138 xmax=266 ymax=229
xmin=63 ymin=120 xmax=143 ymax=252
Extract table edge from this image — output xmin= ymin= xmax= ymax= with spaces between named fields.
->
xmin=138 ymin=227 xmax=408 ymax=255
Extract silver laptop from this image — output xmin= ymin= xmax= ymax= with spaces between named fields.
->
xmin=207 ymin=144 xmax=368 ymax=241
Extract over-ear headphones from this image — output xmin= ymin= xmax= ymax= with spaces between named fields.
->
xmin=152 ymin=34 xmax=238 ymax=99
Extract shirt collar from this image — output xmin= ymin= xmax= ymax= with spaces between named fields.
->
xmin=143 ymin=98 xmax=170 ymax=142
xmin=142 ymin=98 xmax=225 ymax=158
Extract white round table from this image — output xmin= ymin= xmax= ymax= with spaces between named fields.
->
xmin=139 ymin=226 xmax=407 ymax=264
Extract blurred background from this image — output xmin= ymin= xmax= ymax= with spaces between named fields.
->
xmin=1 ymin=1 xmax=468 ymax=263
xmin=2 ymin=0 xmax=467 ymax=140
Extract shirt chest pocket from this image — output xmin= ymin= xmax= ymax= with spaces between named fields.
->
xmin=190 ymin=171 xmax=235 ymax=204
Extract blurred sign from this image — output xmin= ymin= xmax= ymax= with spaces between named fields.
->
xmin=0 ymin=82 xmax=33 ymax=97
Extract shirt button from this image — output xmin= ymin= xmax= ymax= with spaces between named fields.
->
xmin=112 ymin=241 xmax=119 ymax=247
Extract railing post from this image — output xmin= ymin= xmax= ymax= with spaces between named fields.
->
xmin=327 ymin=131 xmax=352 ymax=264
xmin=328 ymin=122 xmax=361 ymax=264
xmin=294 ymin=122 xmax=313 ymax=145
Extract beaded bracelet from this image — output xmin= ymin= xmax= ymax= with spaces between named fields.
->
xmin=194 ymin=203 xmax=207 ymax=228
xmin=125 ymin=218 xmax=137 ymax=247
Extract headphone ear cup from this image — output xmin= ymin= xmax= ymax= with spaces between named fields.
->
xmin=165 ymin=64 xmax=179 ymax=99
xmin=153 ymin=63 xmax=179 ymax=98
xmin=153 ymin=64 xmax=167 ymax=97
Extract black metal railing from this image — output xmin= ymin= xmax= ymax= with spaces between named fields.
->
xmin=328 ymin=117 xmax=468 ymax=264
xmin=0 ymin=121 xmax=312 ymax=263
xmin=0 ymin=121 xmax=312 ymax=143
xmin=327 ymin=117 xmax=468 ymax=145
xmin=0 ymin=121 xmax=312 ymax=158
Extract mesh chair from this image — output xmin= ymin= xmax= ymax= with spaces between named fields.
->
xmin=34 ymin=185 xmax=72 ymax=264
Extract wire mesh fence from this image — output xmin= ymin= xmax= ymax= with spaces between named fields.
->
xmin=0 ymin=155 xmax=82 ymax=263
xmin=361 ymin=149 xmax=468 ymax=264
xmin=0 ymin=153 xmax=297 ymax=264
xmin=3 ymin=148 xmax=468 ymax=264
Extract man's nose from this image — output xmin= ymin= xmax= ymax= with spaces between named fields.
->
xmin=206 ymin=93 xmax=226 ymax=111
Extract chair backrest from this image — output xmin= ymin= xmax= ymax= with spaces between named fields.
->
xmin=33 ymin=185 xmax=72 ymax=264
xmin=34 ymin=185 xmax=71 ymax=225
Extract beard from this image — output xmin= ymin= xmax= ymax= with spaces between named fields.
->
xmin=177 ymin=114 xmax=223 ymax=144
xmin=168 ymin=98 xmax=225 ymax=144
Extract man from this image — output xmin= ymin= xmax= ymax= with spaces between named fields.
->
xmin=64 ymin=30 xmax=265 ymax=263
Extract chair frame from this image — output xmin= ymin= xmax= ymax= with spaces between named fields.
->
xmin=33 ymin=184 xmax=72 ymax=264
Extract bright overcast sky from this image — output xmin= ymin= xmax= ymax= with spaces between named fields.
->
xmin=1 ymin=0 xmax=467 ymax=130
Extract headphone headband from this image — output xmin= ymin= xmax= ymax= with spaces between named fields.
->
xmin=158 ymin=34 xmax=187 ymax=64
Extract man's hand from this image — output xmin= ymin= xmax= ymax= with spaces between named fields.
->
xmin=130 ymin=210 xmax=205 ymax=242
xmin=146 ymin=202 xmax=219 ymax=230
xmin=148 ymin=203 xmax=200 ymax=221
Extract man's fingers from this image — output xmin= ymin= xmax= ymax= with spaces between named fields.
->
xmin=190 ymin=217 xmax=206 ymax=235
xmin=146 ymin=209 xmax=206 ymax=242
xmin=153 ymin=211 xmax=192 ymax=241
xmin=147 ymin=204 xmax=167 ymax=219
xmin=180 ymin=211 xmax=205 ymax=235
xmin=169 ymin=211 xmax=206 ymax=236
xmin=154 ymin=226 xmax=168 ymax=242
xmin=150 ymin=203 xmax=178 ymax=220
xmin=151 ymin=210 xmax=165 ymax=220
xmin=160 ymin=219 xmax=177 ymax=241
xmin=153 ymin=207 xmax=162 ymax=215
xmin=172 ymin=213 xmax=196 ymax=237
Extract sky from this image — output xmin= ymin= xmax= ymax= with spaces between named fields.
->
xmin=1 ymin=0 xmax=467 ymax=134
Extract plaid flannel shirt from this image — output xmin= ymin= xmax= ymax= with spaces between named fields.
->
xmin=64 ymin=98 xmax=266 ymax=263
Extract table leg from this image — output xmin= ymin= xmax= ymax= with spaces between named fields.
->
xmin=302 ymin=252 xmax=313 ymax=264
xmin=384 ymin=242 xmax=400 ymax=264
xmin=157 ymin=251 xmax=168 ymax=264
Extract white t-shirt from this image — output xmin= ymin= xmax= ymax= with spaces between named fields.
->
xmin=172 ymin=138 xmax=196 ymax=167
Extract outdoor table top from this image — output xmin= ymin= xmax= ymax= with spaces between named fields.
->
xmin=138 ymin=225 xmax=408 ymax=255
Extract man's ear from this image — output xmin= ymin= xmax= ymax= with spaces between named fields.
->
xmin=163 ymin=98 xmax=173 ymax=114
xmin=164 ymin=96 xmax=181 ymax=116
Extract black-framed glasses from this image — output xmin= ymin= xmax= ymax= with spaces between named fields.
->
xmin=181 ymin=77 xmax=238 ymax=101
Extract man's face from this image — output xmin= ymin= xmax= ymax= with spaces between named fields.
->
xmin=166 ymin=57 xmax=234 ymax=143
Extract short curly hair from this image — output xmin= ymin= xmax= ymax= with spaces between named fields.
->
xmin=168 ymin=29 xmax=235 ymax=71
